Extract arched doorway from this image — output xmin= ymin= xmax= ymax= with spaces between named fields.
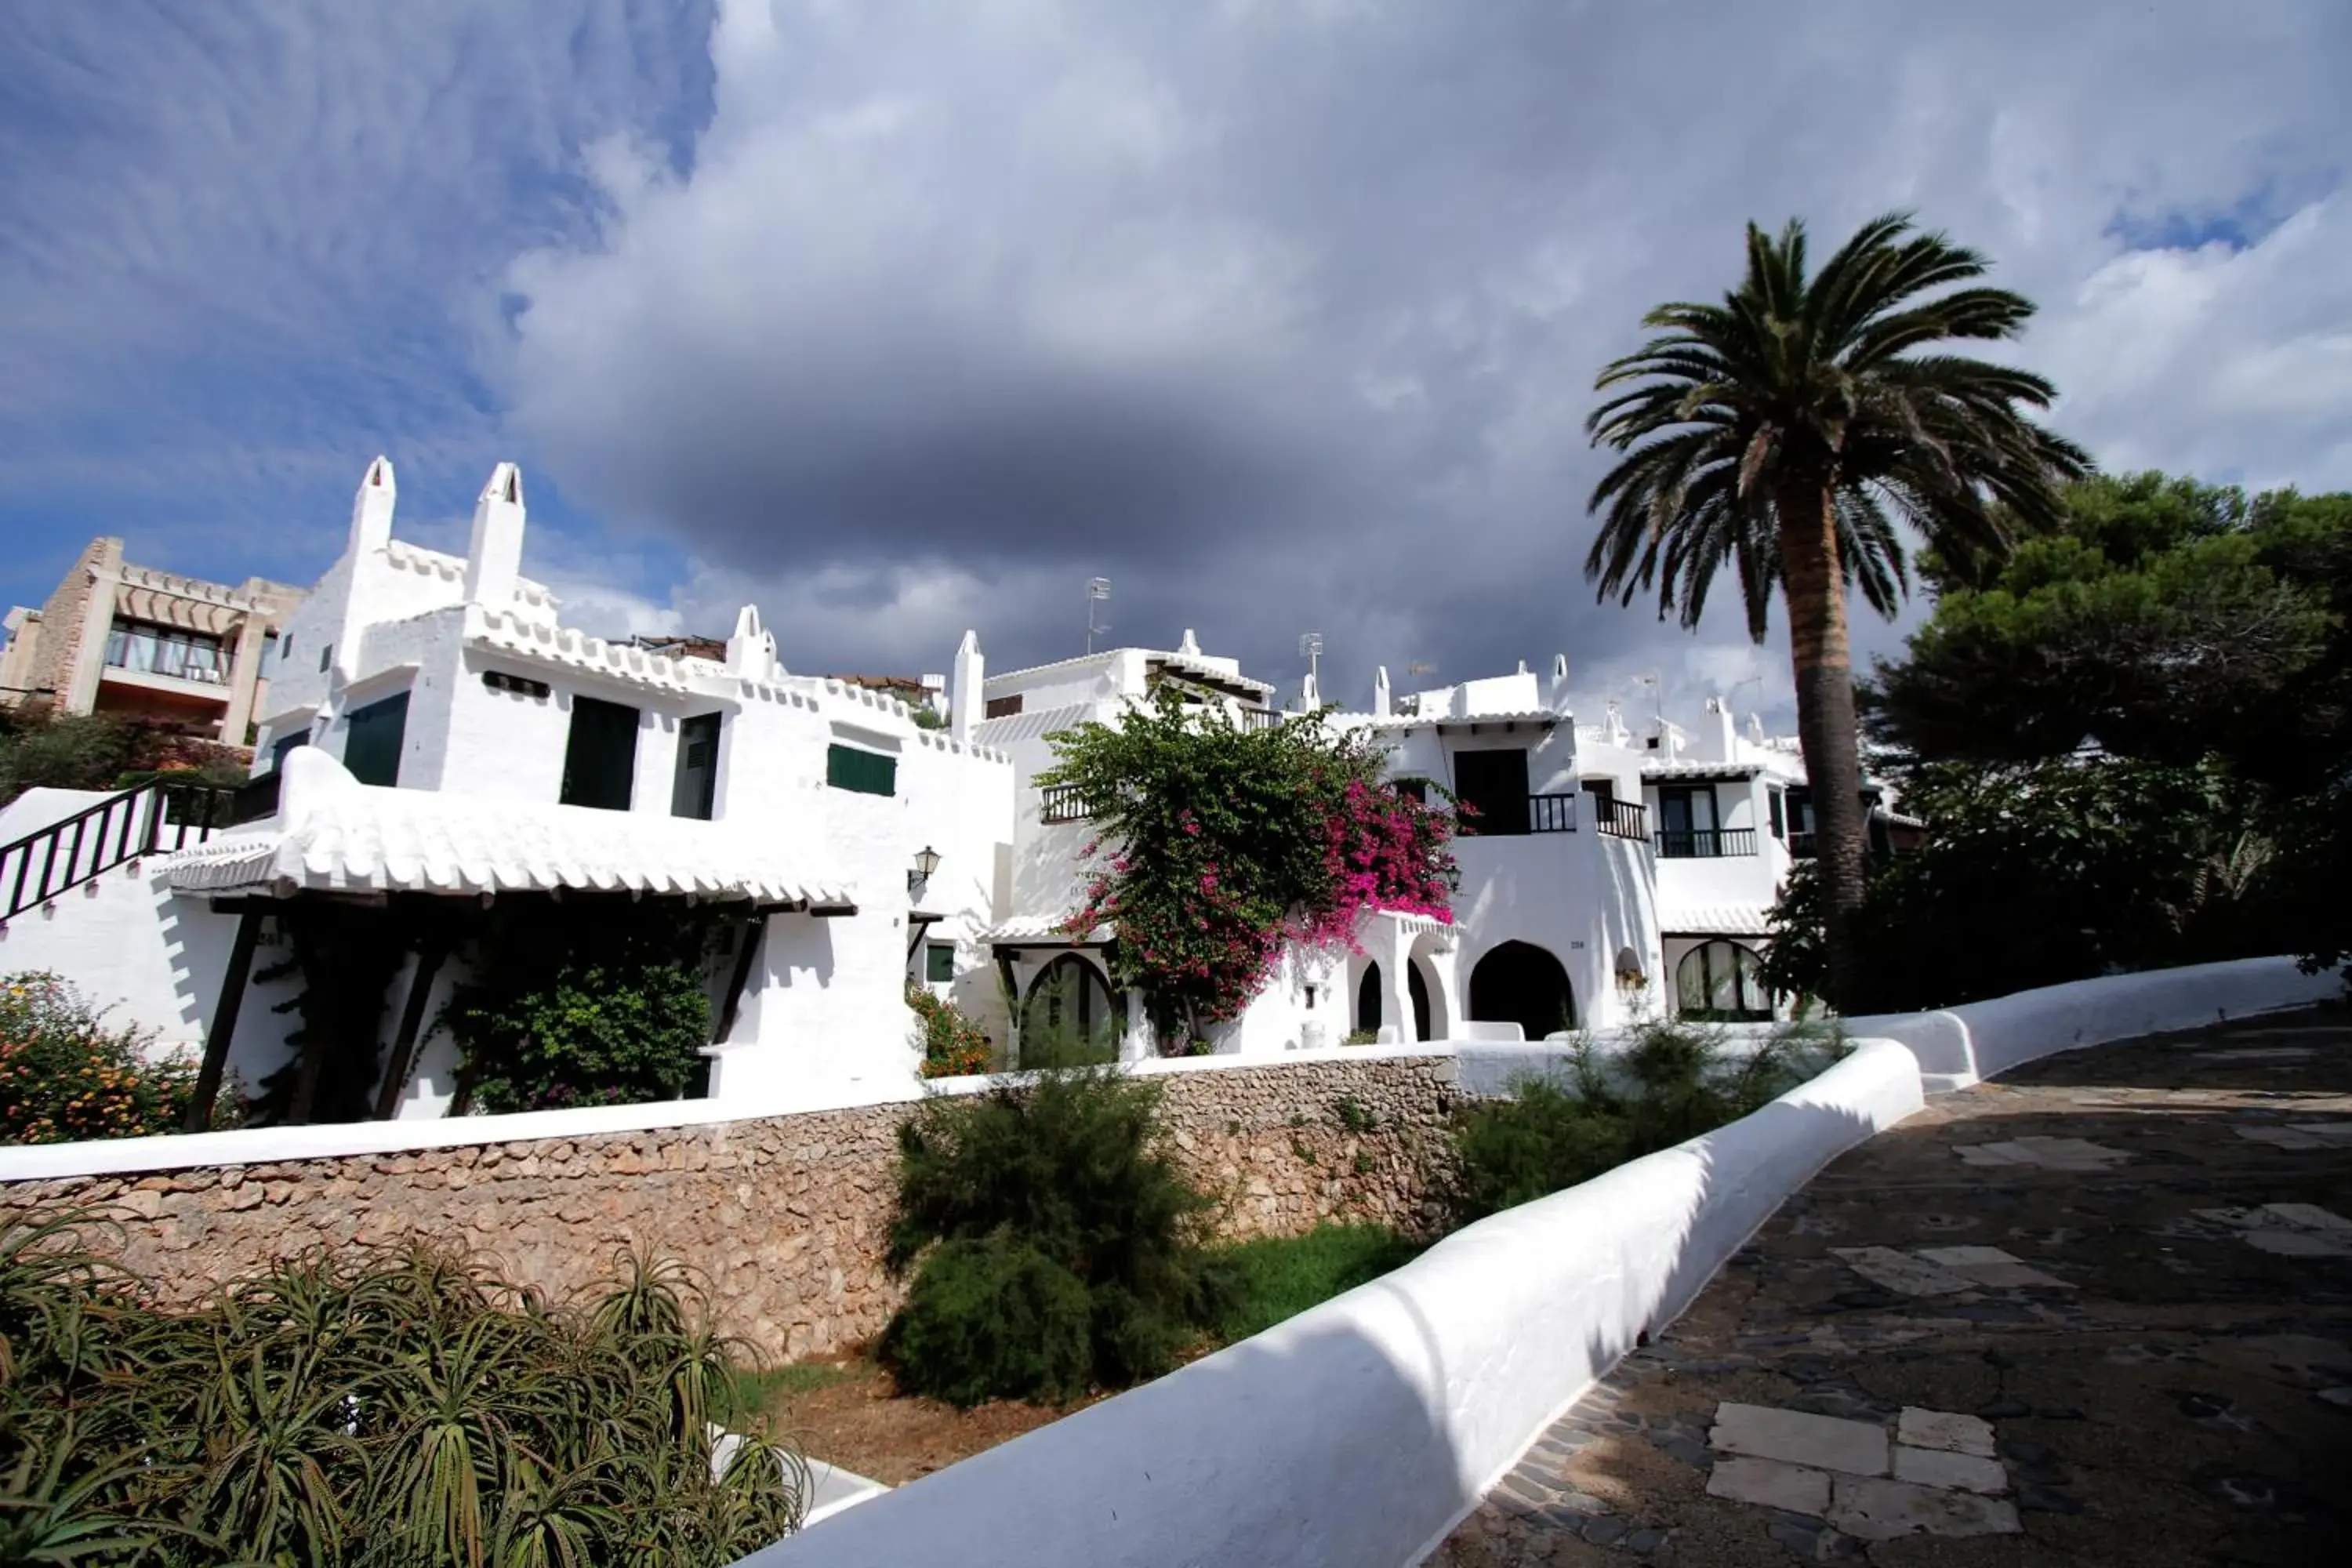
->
xmin=1409 ymin=960 xmax=1434 ymax=1041
xmin=1675 ymin=941 xmax=1772 ymax=1022
xmin=1356 ymin=962 xmax=1383 ymax=1036
xmin=1469 ymin=941 xmax=1576 ymax=1040
xmin=1022 ymin=954 xmax=1117 ymax=1066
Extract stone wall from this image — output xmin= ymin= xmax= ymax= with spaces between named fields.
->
xmin=0 ymin=1054 xmax=1458 ymax=1359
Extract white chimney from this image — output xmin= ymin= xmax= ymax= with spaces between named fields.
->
xmin=349 ymin=456 xmax=396 ymax=557
xmin=1706 ymin=695 xmax=1737 ymax=760
xmin=726 ymin=604 xmax=779 ymax=681
xmin=1372 ymin=665 xmax=1392 ymax=717
xmin=1548 ymin=654 xmax=1572 ymax=713
xmin=462 ymin=463 xmax=527 ymax=607
xmin=951 ymin=630 xmax=985 ymax=742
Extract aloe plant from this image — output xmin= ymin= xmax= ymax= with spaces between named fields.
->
xmin=0 ymin=1215 xmax=807 ymax=1565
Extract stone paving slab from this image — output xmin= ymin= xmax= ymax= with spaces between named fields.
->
xmin=1433 ymin=1007 xmax=2352 ymax=1566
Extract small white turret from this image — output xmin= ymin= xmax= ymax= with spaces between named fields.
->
xmin=951 ymin=630 xmax=985 ymax=742
xmin=726 ymin=604 xmax=779 ymax=681
xmin=349 ymin=456 xmax=396 ymax=557
xmin=1705 ymin=694 xmax=1737 ymax=760
xmin=463 ymin=463 xmax=527 ymax=607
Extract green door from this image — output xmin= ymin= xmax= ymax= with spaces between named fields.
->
xmin=671 ymin=713 xmax=721 ymax=819
xmin=343 ymin=692 xmax=408 ymax=787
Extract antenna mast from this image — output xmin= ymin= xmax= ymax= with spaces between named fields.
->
xmin=1085 ymin=578 xmax=1111 ymax=654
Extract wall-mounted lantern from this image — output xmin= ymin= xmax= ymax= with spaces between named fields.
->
xmin=909 ymin=844 xmax=942 ymax=895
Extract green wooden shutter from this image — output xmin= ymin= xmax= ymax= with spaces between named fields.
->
xmin=826 ymin=744 xmax=896 ymax=797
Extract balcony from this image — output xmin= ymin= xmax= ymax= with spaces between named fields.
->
xmin=1595 ymin=797 xmax=1649 ymax=841
xmin=1457 ymin=793 xmax=1579 ymax=837
xmin=1039 ymin=783 xmax=1092 ymax=824
xmin=1656 ymin=827 xmax=1759 ymax=858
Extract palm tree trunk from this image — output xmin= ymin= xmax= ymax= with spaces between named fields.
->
xmin=1776 ymin=479 xmax=1868 ymax=1011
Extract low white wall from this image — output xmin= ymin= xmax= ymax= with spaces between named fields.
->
xmin=739 ymin=1040 xmax=1926 ymax=1568
xmin=1846 ymin=954 xmax=2343 ymax=1091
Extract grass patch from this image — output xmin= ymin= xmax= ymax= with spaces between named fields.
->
xmin=1205 ymin=1222 xmax=1427 ymax=1343
xmin=735 ymin=1358 xmax=869 ymax=1412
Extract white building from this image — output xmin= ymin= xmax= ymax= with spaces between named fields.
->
xmin=0 ymin=455 xmax=1889 ymax=1130
xmin=2 ymin=459 xmax=1013 ymax=1121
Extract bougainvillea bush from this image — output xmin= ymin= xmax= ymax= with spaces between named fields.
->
xmin=908 ymin=983 xmax=996 ymax=1077
xmin=0 ymin=972 xmax=206 ymax=1145
xmin=1037 ymin=689 xmax=1455 ymax=1046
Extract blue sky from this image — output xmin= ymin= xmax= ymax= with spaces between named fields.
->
xmin=5 ymin=1 xmax=2348 ymax=722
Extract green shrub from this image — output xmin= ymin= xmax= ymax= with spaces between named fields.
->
xmin=1204 ymin=1223 xmax=1426 ymax=1342
xmin=880 ymin=1068 xmax=1228 ymax=1405
xmin=0 ymin=1221 xmax=805 ymax=1563
xmin=0 ymin=973 xmax=223 ymax=1144
xmin=1450 ymin=1019 xmax=1845 ymax=1222
xmin=439 ymin=899 xmax=720 ymax=1112
xmin=908 ymin=985 xmax=995 ymax=1077
xmin=883 ymin=1232 xmax=1094 ymax=1406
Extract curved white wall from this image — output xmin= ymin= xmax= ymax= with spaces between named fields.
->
xmin=742 ymin=954 xmax=2341 ymax=1568
xmin=739 ymin=1040 xmax=1925 ymax=1568
xmin=1846 ymin=954 xmax=2344 ymax=1091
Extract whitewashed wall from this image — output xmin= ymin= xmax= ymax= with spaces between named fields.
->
xmin=0 ymin=859 xmax=303 ymax=1087
xmin=1847 ymin=955 xmax=2347 ymax=1091
xmin=741 ymin=1040 xmax=1927 ymax=1568
xmin=742 ymin=956 xmax=2341 ymax=1568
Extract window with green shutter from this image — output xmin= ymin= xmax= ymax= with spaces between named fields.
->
xmin=925 ymin=942 xmax=956 ymax=983
xmin=826 ymin=743 xmax=897 ymax=797
xmin=343 ymin=691 xmax=408 ymax=787
xmin=561 ymin=695 xmax=641 ymax=811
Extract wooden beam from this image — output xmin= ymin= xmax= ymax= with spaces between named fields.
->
xmin=714 ymin=913 xmax=768 ymax=1045
xmin=183 ymin=909 xmax=263 ymax=1132
xmin=372 ymin=938 xmax=448 ymax=1121
xmin=906 ymin=913 xmax=940 ymax=964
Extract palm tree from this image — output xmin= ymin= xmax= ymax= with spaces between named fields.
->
xmin=1586 ymin=213 xmax=2088 ymax=1009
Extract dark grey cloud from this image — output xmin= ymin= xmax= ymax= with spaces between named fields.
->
xmin=478 ymin=0 xmax=2349 ymax=718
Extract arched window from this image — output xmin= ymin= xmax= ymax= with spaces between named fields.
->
xmin=1021 ymin=954 xmax=1118 ymax=1066
xmin=1676 ymin=941 xmax=1772 ymax=1022
xmin=1356 ymin=962 xmax=1383 ymax=1036
xmin=1468 ymin=941 xmax=1577 ymax=1040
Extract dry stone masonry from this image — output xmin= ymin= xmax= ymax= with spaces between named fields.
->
xmin=0 ymin=1054 xmax=1457 ymax=1359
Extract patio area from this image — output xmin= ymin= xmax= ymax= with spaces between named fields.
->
xmin=1436 ymin=1007 xmax=2352 ymax=1566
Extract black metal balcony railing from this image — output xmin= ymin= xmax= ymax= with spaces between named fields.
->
xmin=1 ymin=779 xmax=238 ymax=923
xmin=1528 ymin=793 xmax=1577 ymax=833
xmin=1595 ymin=797 xmax=1649 ymax=841
xmin=1039 ymin=783 xmax=1092 ymax=824
xmin=1656 ymin=826 xmax=1760 ymax=859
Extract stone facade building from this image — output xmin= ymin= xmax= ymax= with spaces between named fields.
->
xmin=2 ymin=535 xmax=303 ymax=746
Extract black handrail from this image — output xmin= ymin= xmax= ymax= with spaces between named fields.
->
xmin=1528 ymin=793 xmax=1577 ymax=833
xmin=1596 ymin=798 xmax=1649 ymax=840
xmin=0 ymin=778 xmax=236 ymax=922
xmin=1656 ymin=826 xmax=1760 ymax=858
xmin=1039 ymin=783 xmax=1092 ymax=824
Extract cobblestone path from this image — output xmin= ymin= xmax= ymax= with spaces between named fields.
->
xmin=1433 ymin=1008 xmax=2352 ymax=1566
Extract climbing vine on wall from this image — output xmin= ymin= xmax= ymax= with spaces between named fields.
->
xmin=1039 ymin=689 xmax=1455 ymax=1047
